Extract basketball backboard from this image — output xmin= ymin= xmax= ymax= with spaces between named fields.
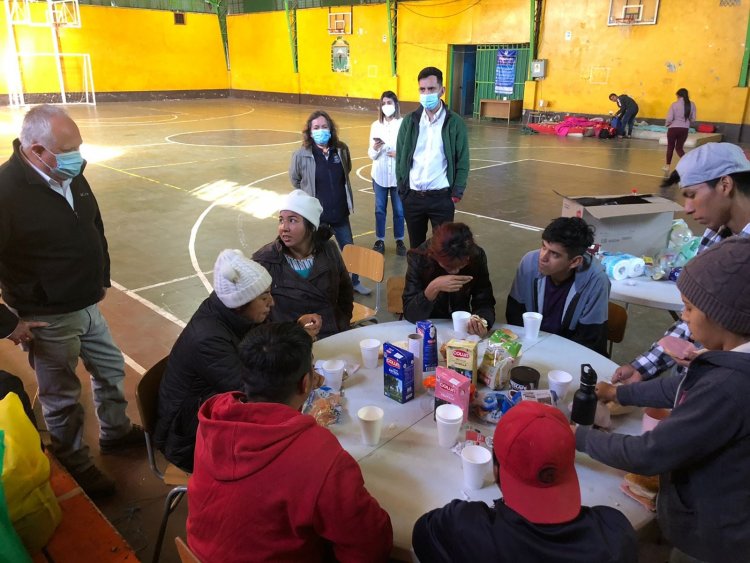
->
xmin=608 ymin=0 xmax=660 ymax=26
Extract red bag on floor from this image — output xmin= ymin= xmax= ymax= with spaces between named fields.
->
xmin=697 ymin=124 xmax=715 ymax=133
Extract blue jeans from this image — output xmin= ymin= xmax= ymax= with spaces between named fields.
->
xmin=26 ymin=304 xmax=131 ymax=472
xmin=330 ymin=219 xmax=359 ymax=286
xmin=373 ymin=180 xmax=405 ymax=241
xmin=618 ymin=108 xmax=638 ymax=136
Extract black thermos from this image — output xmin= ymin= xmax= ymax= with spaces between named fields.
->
xmin=571 ymin=364 xmax=598 ymax=426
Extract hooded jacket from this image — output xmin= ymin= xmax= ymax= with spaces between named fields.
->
xmin=154 ymin=292 xmax=259 ymax=472
xmin=0 ymin=139 xmax=109 ymax=336
xmin=402 ymin=240 xmax=495 ymax=326
xmin=576 ymin=350 xmax=750 ymax=562
xmin=252 ymin=239 xmax=353 ymax=339
xmin=506 ymin=250 xmax=610 ymax=355
xmin=187 ymin=392 xmax=393 ymax=563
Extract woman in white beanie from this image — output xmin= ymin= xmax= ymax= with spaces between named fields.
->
xmin=254 ymin=190 xmax=354 ymax=339
xmin=154 ymin=249 xmax=321 ymax=472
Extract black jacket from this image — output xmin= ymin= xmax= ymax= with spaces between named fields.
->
xmin=252 ymin=238 xmax=353 ymax=339
xmin=615 ymin=95 xmax=639 ymax=118
xmin=154 ymin=292 xmax=259 ymax=472
xmin=402 ymin=241 xmax=495 ymax=326
xmin=0 ymin=139 xmax=109 ymax=335
xmin=413 ymin=499 xmax=637 ymax=563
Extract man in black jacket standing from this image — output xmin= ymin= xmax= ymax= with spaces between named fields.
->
xmin=0 ymin=105 xmax=143 ymax=498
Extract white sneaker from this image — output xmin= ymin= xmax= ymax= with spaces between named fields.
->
xmin=662 ymin=165 xmax=670 ymax=175
xmin=353 ymin=282 xmax=372 ymax=296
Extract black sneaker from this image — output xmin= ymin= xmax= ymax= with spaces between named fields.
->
xmin=396 ymin=240 xmax=407 ymax=257
xmin=73 ymin=465 xmax=116 ymax=499
xmin=372 ymin=240 xmax=385 ymax=254
xmin=99 ymin=424 xmax=146 ymax=455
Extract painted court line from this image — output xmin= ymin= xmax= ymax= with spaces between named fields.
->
xmin=528 ymin=158 xmax=664 ymax=178
xmin=130 ymin=271 xmax=213 ymax=293
xmin=111 ymin=280 xmax=186 ymax=329
xmin=123 ymin=353 xmax=145 ymax=376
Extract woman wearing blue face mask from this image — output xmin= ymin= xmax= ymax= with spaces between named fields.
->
xmin=289 ymin=110 xmax=371 ymax=295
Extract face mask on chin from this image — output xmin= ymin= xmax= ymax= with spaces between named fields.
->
xmin=382 ymin=104 xmax=396 ymax=118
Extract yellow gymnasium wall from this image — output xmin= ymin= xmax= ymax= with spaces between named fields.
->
xmin=537 ymin=0 xmax=750 ymax=124
xmin=0 ymin=5 xmax=228 ymax=96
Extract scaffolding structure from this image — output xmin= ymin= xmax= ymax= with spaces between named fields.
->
xmin=4 ymin=0 xmax=96 ymax=106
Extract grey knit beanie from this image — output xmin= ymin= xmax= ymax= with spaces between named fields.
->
xmin=677 ymin=237 xmax=750 ymax=335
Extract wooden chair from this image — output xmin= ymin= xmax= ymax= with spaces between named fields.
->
xmin=175 ymin=537 xmax=201 ymax=563
xmin=607 ymin=302 xmax=628 ymax=357
xmin=135 ymin=357 xmax=191 ymax=563
xmin=342 ymin=244 xmax=385 ymax=326
xmin=386 ymin=276 xmax=405 ymax=320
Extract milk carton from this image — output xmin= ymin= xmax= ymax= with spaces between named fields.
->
xmin=416 ymin=320 xmax=438 ymax=375
xmin=445 ymin=339 xmax=479 ymax=385
xmin=434 ymin=366 xmax=471 ymax=422
xmin=383 ymin=342 xmax=415 ymax=404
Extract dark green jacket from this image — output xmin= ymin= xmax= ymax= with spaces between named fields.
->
xmin=396 ymin=104 xmax=470 ymax=200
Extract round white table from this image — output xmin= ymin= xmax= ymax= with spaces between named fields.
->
xmin=314 ymin=320 xmax=653 ymax=560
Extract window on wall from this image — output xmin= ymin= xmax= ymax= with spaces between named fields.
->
xmin=174 ymin=12 xmax=186 ymax=24
xmin=472 ymin=43 xmax=530 ymax=119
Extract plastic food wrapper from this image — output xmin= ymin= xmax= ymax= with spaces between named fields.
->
xmin=478 ymin=330 xmax=522 ymax=390
xmin=302 ymin=386 xmax=343 ymax=427
xmin=471 ymin=389 xmax=522 ymax=424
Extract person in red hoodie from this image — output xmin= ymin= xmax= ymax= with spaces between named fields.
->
xmin=187 ymin=322 xmax=393 ymax=563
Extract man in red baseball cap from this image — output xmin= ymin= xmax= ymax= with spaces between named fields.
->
xmin=412 ymin=402 xmax=637 ymax=562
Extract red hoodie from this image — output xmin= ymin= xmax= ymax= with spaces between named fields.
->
xmin=187 ymin=392 xmax=393 ymax=562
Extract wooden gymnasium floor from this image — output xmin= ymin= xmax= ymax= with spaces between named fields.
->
xmin=0 ymin=98 xmax=695 ymax=562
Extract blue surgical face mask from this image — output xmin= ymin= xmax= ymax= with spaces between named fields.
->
xmin=420 ymin=93 xmax=441 ymax=111
xmin=311 ymin=129 xmax=331 ymax=146
xmin=39 ymin=146 xmax=84 ymax=179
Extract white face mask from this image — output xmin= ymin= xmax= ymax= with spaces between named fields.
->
xmin=382 ymin=104 xmax=396 ymax=118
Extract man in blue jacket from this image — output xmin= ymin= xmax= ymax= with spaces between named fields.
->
xmin=506 ymin=217 xmax=610 ymax=355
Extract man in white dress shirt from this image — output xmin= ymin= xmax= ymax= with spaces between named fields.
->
xmin=396 ymin=67 xmax=470 ymax=248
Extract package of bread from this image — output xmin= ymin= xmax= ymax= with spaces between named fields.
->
xmin=620 ymin=473 xmax=659 ymax=512
xmin=606 ymin=401 xmax=638 ymax=416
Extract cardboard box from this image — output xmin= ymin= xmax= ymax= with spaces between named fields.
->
xmin=434 ymin=366 xmax=471 ymax=422
xmin=560 ymin=193 xmax=683 ymax=257
xmin=445 ymin=339 xmax=479 ymax=386
xmin=383 ymin=343 xmax=415 ymax=404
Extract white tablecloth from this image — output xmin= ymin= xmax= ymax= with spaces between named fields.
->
xmin=611 ymin=277 xmax=682 ymax=311
xmin=314 ymin=320 xmax=654 ymax=558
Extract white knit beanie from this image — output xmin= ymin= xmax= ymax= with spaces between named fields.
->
xmin=281 ymin=190 xmax=323 ymax=228
xmin=213 ymin=249 xmax=272 ymax=309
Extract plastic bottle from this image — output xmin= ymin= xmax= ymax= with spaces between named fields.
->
xmin=571 ymin=364 xmax=598 ymax=426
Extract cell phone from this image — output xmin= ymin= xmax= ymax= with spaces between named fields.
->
xmin=372 ymin=137 xmax=383 ymax=144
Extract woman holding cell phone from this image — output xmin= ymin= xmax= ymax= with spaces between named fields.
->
xmin=368 ymin=91 xmax=406 ymax=256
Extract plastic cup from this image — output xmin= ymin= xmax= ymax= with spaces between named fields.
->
xmin=642 ymin=407 xmax=670 ymax=433
xmin=322 ymin=359 xmax=345 ymax=391
xmin=357 ymin=405 xmax=384 ymax=446
xmin=435 ymin=404 xmax=463 ymax=448
xmin=548 ymin=370 xmax=573 ymax=402
xmin=522 ymin=312 xmax=543 ymax=341
xmin=452 ymin=311 xmax=471 ymax=337
xmin=359 ymin=339 xmax=381 ymax=369
xmin=461 ymin=444 xmax=492 ymax=489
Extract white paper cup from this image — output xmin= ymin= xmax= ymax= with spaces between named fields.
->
xmin=435 ymin=404 xmax=464 ymax=448
xmin=642 ymin=407 xmax=670 ymax=433
xmin=452 ymin=311 xmax=471 ymax=337
xmin=548 ymin=370 xmax=573 ymax=402
xmin=461 ymin=444 xmax=492 ymax=489
xmin=357 ymin=405 xmax=384 ymax=446
xmin=522 ymin=312 xmax=543 ymax=341
xmin=322 ymin=359 xmax=346 ymax=391
xmin=359 ymin=339 xmax=381 ymax=369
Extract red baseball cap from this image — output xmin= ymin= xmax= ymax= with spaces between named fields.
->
xmin=493 ymin=401 xmax=581 ymax=524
